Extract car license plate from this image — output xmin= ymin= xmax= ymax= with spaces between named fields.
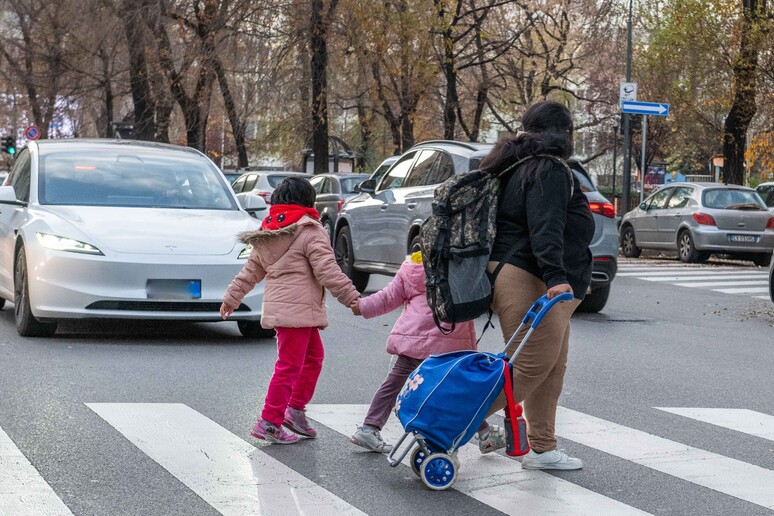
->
xmin=146 ymin=279 xmax=202 ymax=300
xmin=728 ymin=234 xmax=758 ymax=243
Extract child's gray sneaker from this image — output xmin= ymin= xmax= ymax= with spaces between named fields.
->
xmin=351 ymin=426 xmax=393 ymax=453
xmin=476 ymin=425 xmax=506 ymax=454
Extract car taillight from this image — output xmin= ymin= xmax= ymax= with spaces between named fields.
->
xmin=256 ymin=191 xmax=272 ymax=204
xmin=589 ymin=202 xmax=615 ymax=218
xmin=593 ymin=256 xmax=613 ymax=261
xmin=767 ymin=217 xmax=774 ymax=229
xmin=338 ymin=199 xmax=345 ymax=211
xmin=692 ymin=213 xmax=716 ymax=226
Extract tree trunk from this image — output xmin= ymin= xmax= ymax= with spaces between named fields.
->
xmin=121 ymin=0 xmax=156 ymax=141
xmin=722 ymin=0 xmax=764 ymax=185
xmin=213 ymin=55 xmax=248 ymax=167
xmin=310 ymin=0 xmax=329 ymax=174
xmin=356 ymin=99 xmax=372 ymax=170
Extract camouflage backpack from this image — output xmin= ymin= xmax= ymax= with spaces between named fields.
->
xmin=420 ymin=155 xmax=572 ymax=332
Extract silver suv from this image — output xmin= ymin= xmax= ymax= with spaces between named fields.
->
xmin=334 ymin=141 xmax=493 ymax=291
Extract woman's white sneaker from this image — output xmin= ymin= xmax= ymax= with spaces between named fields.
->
xmin=521 ymin=449 xmax=583 ymax=470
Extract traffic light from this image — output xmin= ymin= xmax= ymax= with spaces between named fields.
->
xmin=1 ymin=136 xmax=15 ymax=155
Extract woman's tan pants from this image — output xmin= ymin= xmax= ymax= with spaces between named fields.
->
xmin=486 ymin=263 xmax=580 ymax=453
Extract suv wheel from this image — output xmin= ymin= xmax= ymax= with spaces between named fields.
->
xmin=335 ymin=226 xmax=369 ymax=293
xmin=237 ymin=320 xmax=276 ymax=339
xmin=577 ymin=285 xmax=610 ymax=313
xmin=621 ymin=226 xmax=641 ymax=258
xmin=322 ymin=218 xmax=334 ymax=243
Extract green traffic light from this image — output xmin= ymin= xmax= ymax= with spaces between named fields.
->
xmin=8 ymin=148 xmax=15 ymax=154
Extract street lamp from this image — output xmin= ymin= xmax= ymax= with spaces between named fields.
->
xmin=621 ymin=0 xmax=634 ymax=214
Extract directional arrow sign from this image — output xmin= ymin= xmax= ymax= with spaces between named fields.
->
xmin=621 ymin=101 xmax=669 ymax=116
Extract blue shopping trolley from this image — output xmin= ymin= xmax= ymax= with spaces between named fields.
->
xmin=387 ymin=293 xmax=574 ymax=490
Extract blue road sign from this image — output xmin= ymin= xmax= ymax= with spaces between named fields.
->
xmin=621 ymin=101 xmax=669 ymax=116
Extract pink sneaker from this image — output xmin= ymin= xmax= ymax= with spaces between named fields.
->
xmin=283 ymin=407 xmax=317 ymax=438
xmin=251 ymin=419 xmax=299 ymax=445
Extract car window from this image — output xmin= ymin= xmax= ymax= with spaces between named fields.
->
xmin=8 ymin=148 xmax=31 ymax=202
xmin=309 ymin=175 xmax=325 ymax=194
xmin=268 ymin=174 xmax=295 ymax=188
xmin=666 ymin=187 xmax=693 ymax=208
xmin=424 ymin=152 xmax=455 ymax=186
xmin=757 ymin=185 xmax=774 ymax=207
xmin=340 ymin=177 xmax=364 ymax=193
xmin=379 ymin=152 xmax=416 ymax=190
xmin=702 ymin=188 xmax=766 ymax=210
xmin=371 ymin=163 xmax=391 ymax=183
xmin=243 ymin=174 xmax=258 ymax=192
xmin=322 ymin=178 xmax=334 ymax=194
xmin=232 ymin=175 xmax=247 ymax=193
xmin=403 ymin=150 xmax=437 ymax=188
xmin=37 ymin=145 xmax=237 ymax=210
xmin=648 ymin=188 xmax=672 ymax=210
xmin=572 ymin=169 xmax=595 ymax=193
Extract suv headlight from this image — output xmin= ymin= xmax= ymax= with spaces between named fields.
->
xmin=36 ymin=233 xmax=104 ymax=255
xmin=238 ymin=245 xmax=253 ymax=260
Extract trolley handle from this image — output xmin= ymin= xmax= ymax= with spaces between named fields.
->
xmin=521 ymin=292 xmax=574 ymax=329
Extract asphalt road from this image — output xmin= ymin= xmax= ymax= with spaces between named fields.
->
xmin=1 ymin=258 xmax=773 ymax=515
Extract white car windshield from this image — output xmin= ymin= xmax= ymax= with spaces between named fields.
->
xmin=38 ymin=145 xmax=238 ymax=210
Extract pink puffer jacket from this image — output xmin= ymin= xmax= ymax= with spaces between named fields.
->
xmin=223 ymin=216 xmax=359 ymax=329
xmin=359 ymin=260 xmax=477 ymax=359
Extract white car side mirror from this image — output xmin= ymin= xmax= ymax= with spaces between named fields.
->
xmin=242 ymin=194 xmax=268 ymax=217
xmin=0 ymin=185 xmax=20 ymax=205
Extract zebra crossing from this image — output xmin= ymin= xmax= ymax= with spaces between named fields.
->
xmin=617 ymin=261 xmax=772 ymax=300
xmin=3 ymin=402 xmax=774 ymax=515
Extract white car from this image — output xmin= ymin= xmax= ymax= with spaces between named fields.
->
xmin=0 ymin=139 xmax=272 ymax=338
xmin=231 ymin=170 xmax=310 ymax=208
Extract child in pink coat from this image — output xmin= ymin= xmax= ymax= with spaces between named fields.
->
xmin=350 ymin=250 xmax=495 ymax=453
xmin=221 ymin=177 xmax=360 ymax=445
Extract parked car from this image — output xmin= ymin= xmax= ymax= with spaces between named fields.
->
xmin=620 ymin=183 xmax=774 ymax=266
xmin=334 ymin=140 xmax=493 ymax=292
xmin=0 ymin=139 xmax=272 ymax=338
xmin=756 ymin=182 xmax=774 ymax=211
xmin=221 ymin=168 xmax=243 ymax=185
xmin=567 ymin=159 xmax=618 ymax=313
xmin=308 ymin=173 xmax=368 ymax=241
xmin=231 ymin=170 xmax=310 ymax=208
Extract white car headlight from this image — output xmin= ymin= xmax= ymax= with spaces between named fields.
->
xmin=36 ymin=233 xmax=104 ymax=255
xmin=238 ymin=245 xmax=253 ymax=260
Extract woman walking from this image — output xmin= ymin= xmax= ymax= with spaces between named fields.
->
xmin=477 ymin=100 xmax=594 ymax=470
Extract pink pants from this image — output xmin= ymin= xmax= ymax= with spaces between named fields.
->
xmin=261 ymin=327 xmax=324 ymax=427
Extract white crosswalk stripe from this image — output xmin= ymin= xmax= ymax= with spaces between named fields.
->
xmin=86 ymin=403 xmax=365 ymax=516
xmin=555 ymin=407 xmax=774 ymax=510
xmin=5 ymin=403 xmax=774 ymax=515
xmin=656 ymin=408 xmax=774 ymax=442
xmin=307 ymin=404 xmax=649 ymax=516
xmin=0 ymin=425 xmax=73 ymax=516
xmin=617 ymin=263 xmax=771 ymax=300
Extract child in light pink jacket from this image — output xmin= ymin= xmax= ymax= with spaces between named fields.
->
xmin=221 ymin=177 xmax=360 ymax=445
xmin=350 ymin=250 xmax=494 ymax=453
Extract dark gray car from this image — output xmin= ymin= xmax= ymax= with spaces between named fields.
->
xmin=308 ymin=173 xmax=368 ymax=241
xmin=334 ymin=141 xmax=492 ymax=291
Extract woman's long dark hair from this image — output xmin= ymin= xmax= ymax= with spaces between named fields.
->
xmin=480 ymin=101 xmax=574 ymax=187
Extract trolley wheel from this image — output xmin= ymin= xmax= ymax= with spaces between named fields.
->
xmin=410 ymin=447 xmax=427 ymax=477
xmin=420 ymin=453 xmax=457 ymax=491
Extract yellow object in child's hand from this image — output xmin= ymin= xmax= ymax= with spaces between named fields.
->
xmin=410 ymin=250 xmax=423 ymax=264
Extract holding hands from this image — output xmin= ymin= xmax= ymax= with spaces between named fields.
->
xmin=350 ymin=298 xmax=362 ymax=316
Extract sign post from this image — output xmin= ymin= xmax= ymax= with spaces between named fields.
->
xmin=621 ymin=101 xmax=670 ymax=204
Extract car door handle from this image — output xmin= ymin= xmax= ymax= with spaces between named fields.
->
xmin=380 ymin=203 xmax=389 ymax=211
xmin=407 ymin=202 xmax=417 ymax=210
